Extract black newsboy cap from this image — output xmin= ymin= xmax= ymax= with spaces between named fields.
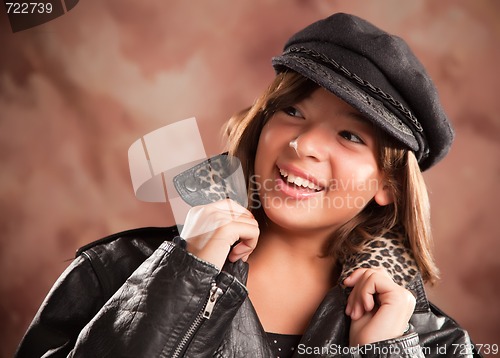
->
xmin=272 ymin=13 xmax=453 ymax=171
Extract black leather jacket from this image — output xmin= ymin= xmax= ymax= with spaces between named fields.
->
xmin=16 ymin=227 xmax=481 ymax=357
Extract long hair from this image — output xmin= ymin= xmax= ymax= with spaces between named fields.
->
xmin=224 ymin=71 xmax=439 ymax=284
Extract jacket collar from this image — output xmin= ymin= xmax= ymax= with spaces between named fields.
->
xmin=222 ymin=234 xmax=430 ymax=312
xmin=219 ymin=237 xmax=429 ymax=357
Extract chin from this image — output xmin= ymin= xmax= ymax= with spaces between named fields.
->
xmin=261 ymin=201 xmax=332 ymax=231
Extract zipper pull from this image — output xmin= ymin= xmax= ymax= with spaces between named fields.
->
xmin=203 ymin=283 xmax=223 ymax=319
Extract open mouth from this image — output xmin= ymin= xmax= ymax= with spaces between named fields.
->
xmin=278 ymin=167 xmax=324 ymax=192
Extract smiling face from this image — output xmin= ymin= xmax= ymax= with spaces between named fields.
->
xmin=253 ymin=87 xmax=393 ymax=236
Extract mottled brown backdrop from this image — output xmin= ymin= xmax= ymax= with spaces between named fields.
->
xmin=1 ymin=1 xmax=499 ymax=357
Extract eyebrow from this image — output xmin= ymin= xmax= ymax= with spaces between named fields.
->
xmin=346 ymin=111 xmax=374 ymax=130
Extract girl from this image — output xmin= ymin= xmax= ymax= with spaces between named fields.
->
xmin=16 ymin=13 xmax=480 ymax=357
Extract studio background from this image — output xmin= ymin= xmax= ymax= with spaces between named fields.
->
xmin=1 ymin=1 xmax=499 ymax=357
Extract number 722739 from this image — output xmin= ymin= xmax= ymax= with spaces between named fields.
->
xmin=5 ymin=2 xmax=53 ymax=14
xmin=452 ymin=343 xmax=498 ymax=356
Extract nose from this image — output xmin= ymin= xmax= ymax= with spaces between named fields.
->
xmin=292 ymin=125 xmax=332 ymax=161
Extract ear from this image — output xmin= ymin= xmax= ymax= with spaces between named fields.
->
xmin=374 ymin=182 xmax=394 ymax=206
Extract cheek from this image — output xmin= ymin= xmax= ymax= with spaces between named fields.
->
xmin=255 ymin=124 xmax=283 ymax=171
xmin=259 ymin=121 xmax=282 ymax=147
xmin=254 ymin=130 xmax=269 ymax=180
xmin=354 ymin=163 xmax=380 ymax=184
xmin=334 ymin=157 xmax=382 ymax=195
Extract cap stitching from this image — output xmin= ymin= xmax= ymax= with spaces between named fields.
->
xmin=286 ymin=46 xmax=424 ymax=133
xmin=278 ymin=55 xmax=415 ymax=139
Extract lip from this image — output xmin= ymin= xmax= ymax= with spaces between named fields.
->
xmin=276 ymin=163 xmax=326 ymax=189
xmin=274 ymin=164 xmax=326 ymax=199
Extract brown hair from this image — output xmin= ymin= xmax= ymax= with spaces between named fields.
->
xmin=224 ymin=71 xmax=439 ymax=284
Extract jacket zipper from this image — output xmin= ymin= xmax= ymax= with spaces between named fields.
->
xmin=171 ymin=282 xmax=223 ymax=358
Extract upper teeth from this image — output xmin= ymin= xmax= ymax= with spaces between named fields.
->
xmin=279 ymin=168 xmax=322 ymax=191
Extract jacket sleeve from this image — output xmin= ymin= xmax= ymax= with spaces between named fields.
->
xmin=15 ymin=255 xmax=107 ymax=358
xmin=351 ymin=323 xmax=481 ymax=358
xmin=70 ymin=241 xmax=248 ymax=357
xmin=410 ymin=303 xmax=483 ymax=358
xmin=301 ymin=283 xmax=481 ymax=358
xmin=350 ymin=333 xmax=424 ymax=358
xmin=351 ymin=305 xmax=482 ymax=358
xmin=351 ymin=297 xmax=482 ymax=357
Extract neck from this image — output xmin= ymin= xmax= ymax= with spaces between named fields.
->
xmin=245 ymin=220 xmax=339 ymax=335
xmin=247 ymin=220 xmax=337 ymax=284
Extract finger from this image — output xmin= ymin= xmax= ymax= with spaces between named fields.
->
xmin=343 ymin=267 xmax=391 ymax=287
xmin=361 ymin=270 xmax=398 ymax=296
xmin=348 ymin=290 xmax=373 ymax=320
xmin=230 ymin=214 xmax=258 ymax=226
xmin=346 ymin=269 xmax=383 ymax=319
xmin=191 ymin=209 xmax=257 ymax=239
xmin=343 ymin=268 xmax=369 ymax=287
xmin=230 ymin=240 xmax=254 ymax=256
xmin=345 ymin=269 xmax=372 ymax=318
xmin=346 ymin=282 xmax=368 ymax=320
xmin=228 ymin=235 xmax=259 ymax=261
xmin=229 ymin=242 xmax=258 ymax=262
xmin=226 ymin=223 xmax=260 ymax=262
xmin=344 ymin=268 xmax=396 ymax=317
xmin=358 ymin=271 xmax=379 ymax=312
xmin=212 ymin=198 xmax=252 ymax=218
xmin=350 ymin=270 xmax=401 ymax=319
xmin=210 ymin=207 xmax=254 ymax=229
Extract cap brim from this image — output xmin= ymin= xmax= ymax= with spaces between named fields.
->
xmin=272 ymin=54 xmax=420 ymax=152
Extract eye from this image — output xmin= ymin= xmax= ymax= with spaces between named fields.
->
xmin=339 ymin=130 xmax=365 ymax=144
xmin=282 ymin=106 xmax=304 ymax=119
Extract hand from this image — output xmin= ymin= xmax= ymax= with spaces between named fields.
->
xmin=181 ymin=199 xmax=259 ymax=270
xmin=344 ymin=268 xmax=416 ymax=346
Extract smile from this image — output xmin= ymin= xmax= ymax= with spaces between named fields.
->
xmin=278 ymin=168 xmax=323 ymax=192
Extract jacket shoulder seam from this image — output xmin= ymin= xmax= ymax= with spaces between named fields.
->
xmin=80 ymin=249 xmax=114 ymax=299
xmin=75 ymin=226 xmax=179 ymax=258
